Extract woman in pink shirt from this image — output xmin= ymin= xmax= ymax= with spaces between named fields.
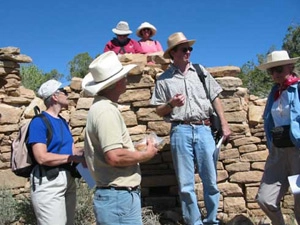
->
xmin=136 ymin=22 xmax=163 ymax=54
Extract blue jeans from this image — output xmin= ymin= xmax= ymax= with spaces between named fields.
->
xmin=93 ymin=188 xmax=142 ymax=225
xmin=170 ymin=124 xmax=220 ymax=225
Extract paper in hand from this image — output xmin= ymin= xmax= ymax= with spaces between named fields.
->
xmin=213 ymin=136 xmax=224 ymax=162
xmin=288 ymin=174 xmax=300 ymax=195
xmin=76 ymin=163 xmax=96 ymax=189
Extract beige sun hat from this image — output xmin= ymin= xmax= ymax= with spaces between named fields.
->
xmin=163 ymin=32 xmax=195 ymax=59
xmin=112 ymin=21 xmax=132 ymax=35
xmin=258 ymin=50 xmax=300 ymax=70
xmin=82 ymin=51 xmax=137 ymax=96
xmin=136 ymin=22 xmax=157 ymax=38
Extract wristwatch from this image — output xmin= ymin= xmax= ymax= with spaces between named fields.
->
xmin=166 ymin=102 xmax=174 ymax=109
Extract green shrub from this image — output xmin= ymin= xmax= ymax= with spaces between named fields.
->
xmin=74 ymin=180 xmax=96 ymax=225
xmin=0 ymin=187 xmax=18 ymax=225
xmin=15 ymin=195 xmax=37 ymax=225
xmin=142 ymin=206 xmax=160 ymax=225
xmin=0 ymin=181 xmax=96 ymax=225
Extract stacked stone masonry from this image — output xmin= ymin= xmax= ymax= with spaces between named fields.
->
xmin=0 ymin=47 xmax=295 ymax=222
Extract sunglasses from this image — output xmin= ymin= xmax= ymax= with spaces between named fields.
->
xmin=267 ymin=66 xmax=284 ymax=75
xmin=142 ymin=28 xmax=150 ymax=32
xmin=180 ymin=47 xmax=193 ymax=53
xmin=117 ymin=34 xmax=129 ymax=37
xmin=57 ymin=88 xmax=68 ymax=96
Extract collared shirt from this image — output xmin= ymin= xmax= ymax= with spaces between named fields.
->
xmin=84 ymin=96 xmax=141 ymax=187
xmin=150 ymin=63 xmax=222 ymax=122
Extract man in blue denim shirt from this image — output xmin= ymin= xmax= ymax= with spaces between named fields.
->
xmin=150 ymin=32 xmax=231 ymax=225
xmin=256 ymin=50 xmax=300 ymax=225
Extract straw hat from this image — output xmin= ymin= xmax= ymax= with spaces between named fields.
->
xmin=136 ymin=22 xmax=157 ymax=38
xmin=112 ymin=21 xmax=132 ymax=35
xmin=258 ymin=50 xmax=300 ymax=70
xmin=82 ymin=51 xmax=136 ymax=96
xmin=163 ymin=32 xmax=195 ymax=59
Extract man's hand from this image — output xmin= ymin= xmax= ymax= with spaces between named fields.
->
xmin=144 ymin=137 xmax=159 ymax=159
xmin=169 ymin=93 xmax=185 ymax=107
xmin=222 ymin=123 xmax=231 ymax=145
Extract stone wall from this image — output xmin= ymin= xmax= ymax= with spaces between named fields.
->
xmin=0 ymin=47 xmax=295 ymax=222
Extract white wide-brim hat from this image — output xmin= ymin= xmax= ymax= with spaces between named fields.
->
xmin=163 ymin=32 xmax=195 ymax=59
xmin=82 ymin=51 xmax=137 ymax=96
xmin=112 ymin=21 xmax=132 ymax=35
xmin=136 ymin=22 xmax=157 ymax=38
xmin=258 ymin=50 xmax=300 ymax=70
xmin=38 ymin=79 xmax=70 ymax=100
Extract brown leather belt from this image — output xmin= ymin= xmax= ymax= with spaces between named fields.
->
xmin=97 ymin=186 xmax=140 ymax=191
xmin=173 ymin=118 xmax=211 ymax=126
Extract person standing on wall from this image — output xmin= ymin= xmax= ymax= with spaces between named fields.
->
xmin=136 ymin=22 xmax=163 ymax=54
xmin=150 ymin=32 xmax=231 ymax=225
xmin=256 ymin=50 xmax=300 ymax=225
xmin=82 ymin=51 xmax=158 ymax=225
xmin=104 ymin=21 xmax=143 ymax=55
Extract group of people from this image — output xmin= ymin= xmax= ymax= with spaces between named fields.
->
xmin=104 ymin=21 xmax=163 ymax=55
xmin=26 ymin=25 xmax=300 ymax=225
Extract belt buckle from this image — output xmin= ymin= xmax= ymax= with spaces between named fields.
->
xmin=127 ymin=186 xmax=139 ymax=191
xmin=189 ymin=120 xmax=203 ymax=125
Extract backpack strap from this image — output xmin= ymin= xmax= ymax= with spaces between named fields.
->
xmin=119 ymin=47 xmax=126 ymax=54
xmin=32 ymin=114 xmax=53 ymax=146
xmin=57 ymin=115 xmax=65 ymax=154
xmin=28 ymin=113 xmax=54 ymax=188
xmin=33 ymin=105 xmax=40 ymax=115
xmin=32 ymin=106 xmax=53 ymax=145
xmin=193 ymin=64 xmax=223 ymax=141
xmin=193 ymin=64 xmax=210 ymax=101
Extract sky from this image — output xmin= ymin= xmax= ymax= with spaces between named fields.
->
xmin=1 ymin=0 xmax=300 ymax=79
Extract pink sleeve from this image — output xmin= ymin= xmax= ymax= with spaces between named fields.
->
xmin=132 ymin=40 xmax=143 ymax=53
xmin=104 ymin=41 xmax=111 ymax=52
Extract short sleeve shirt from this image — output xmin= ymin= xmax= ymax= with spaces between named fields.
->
xmin=28 ymin=112 xmax=73 ymax=155
xmin=150 ymin=63 xmax=222 ymax=122
xmin=84 ymin=96 xmax=141 ymax=187
xmin=139 ymin=40 xmax=163 ymax=54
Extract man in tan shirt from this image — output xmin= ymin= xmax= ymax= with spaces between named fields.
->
xmin=82 ymin=51 xmax=158 ymax=225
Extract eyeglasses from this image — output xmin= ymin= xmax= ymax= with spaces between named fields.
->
xmin=267 ymin=66 xmax=284 ymax=75
xmin=56 ymin=88 xmax=68 ymax=96
xmin=142 ymin=28 xmax=150 ymax=32
xmin=180 ymin=47 xmax=193 ymax=53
